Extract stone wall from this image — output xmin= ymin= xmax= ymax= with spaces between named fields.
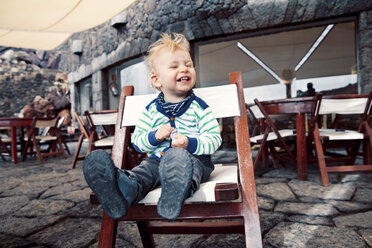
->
xmin=53 ymin=0 xmax=372 ymax=95
xmin=1 ymin=0 xmax=372 ymax=117
xmin=358 ymin=10 xmax=372 ymax=93
xmin=0 ymin=59 xmax=59 ymax=117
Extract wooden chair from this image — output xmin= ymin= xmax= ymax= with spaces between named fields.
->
xmin=309 ymin=93 xmax=372 ymax=186
xmin=0 ymin=127 xmax=11 ymax=160
xmin=71 ymin=110 xmax=118 ymax=169
xmin=22 ymin=116 xmax=67 ymax=163
xmin=0 ymin=137 xmax=11 ymax=161
xmin=96 ymin=72 xmax=262 ymax=248
xmin=246 ymin=99 xmax=297 ymax=169
xmin=70 ymin=112 xmax=90 ymax=169
xmin=84 ymin=110 xmax=118 ymax=153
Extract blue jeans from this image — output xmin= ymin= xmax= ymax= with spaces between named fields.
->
xmin=124 ymin=148 xmax=214 ymax=203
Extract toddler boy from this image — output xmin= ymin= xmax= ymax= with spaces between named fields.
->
xmin=83 ymin=33 xmax=222 ymax=220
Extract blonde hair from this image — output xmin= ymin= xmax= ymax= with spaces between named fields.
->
xmin=146 ymin=33 xmax=190 ymax=89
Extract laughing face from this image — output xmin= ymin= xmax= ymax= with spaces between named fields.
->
xmin=151 ymin=47 xmax=196 ymax=103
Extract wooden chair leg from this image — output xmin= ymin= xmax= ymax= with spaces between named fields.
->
xmin=362 ymin=139 xmax=372 ymax=164
xmin=277 ymin=137 xmax=296 ymax=165
xmin=22 ymin=138 xmax=31 ymax=161
xmin=33 ymin=139 xmax=44 ymax=163
xmin=0 ymin=140 xmax=11 ymax=161
xmin=61 ymin=138 xmax=71 ymax=155
xmin=57 ymin=138 xmax=67 ymax=158
xmin=346 ymin=141 xmax=361 ymax=165
xmin=268 ymin=145 xmax=281 ymax=168
xmin=262 ymin=145 xmax=269 ymax=167
xmin=254 ymin=146 xmax=263 ymax=169
xmin=0 ymin=145 xmax=6 ymax=161
xmin=137 ymin=221 xmax=155 ymax=248
xmin=313 ymin=128 xmax=329 ymax=186
xmin=253 ymin=130 xmax=269 ymax=169
xmin=71 ymin=134 xmax=84 ymax=169
xmin=98 ymin=212 xmax=118 ymax=248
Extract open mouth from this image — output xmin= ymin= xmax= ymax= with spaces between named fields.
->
xmin=177 ymin=76 xmax=190 ymax=82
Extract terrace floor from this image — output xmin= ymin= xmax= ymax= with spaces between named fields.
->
xmin=0 ymin=141 xmax=371 ymax=248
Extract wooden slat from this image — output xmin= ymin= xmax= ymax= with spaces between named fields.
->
xmin=326 ymin=165 xmax=372 ymax=172
xmin=148 ymin=220 xmax=244 ymax=234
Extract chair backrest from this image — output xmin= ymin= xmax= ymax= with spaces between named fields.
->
xmin=85 ymin=110 xmax=118 ymax=138
xmin=34 ymin=117 xmax=58 ymax=129
xmin=253 ymin=98 xmax=284 ymax=134
xmin=247 ymin=104 xmax=265 ymax=119
xmin=318 ymin=96 xmax=371 ymax=115
xmin=86 ymin=111 xmax=118 ymax=126
xmin=34 ymin=117 xmax=58 ymax=136
xmin=114 ymin=84 xmax=242 ymax=169
xmin=246 ymin=104 xmax=265 ymax=137
xmin=312 ymin=93 xmax=372 ymax=130
xmin=121 ymin=84 xmax=240 ymax=127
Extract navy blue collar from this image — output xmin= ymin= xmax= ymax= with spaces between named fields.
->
xmin=156 ymin=90 xmax=195 ymax=118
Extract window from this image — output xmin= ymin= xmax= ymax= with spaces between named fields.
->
xmin=78 ymin=78 xmax=92 ymax=113
xmin=120 ymin=60 xmax=156 ymax=96
xmin=197 ymin=21 xmax=356 ymax=103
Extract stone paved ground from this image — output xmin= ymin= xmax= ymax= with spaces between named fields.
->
xmin=0 ymin=143 xmax=371 ymax=248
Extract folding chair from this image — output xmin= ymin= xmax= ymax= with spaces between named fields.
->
xmin=0 ymin=127 xmax=11 ymax=160
xmin=22 ymin=116 xmax=67 ymax=163
xmin=0 ymin=137 xmax=11 ymax=161
xmin=247 ymin=99 xmax=297 ymax=169
xmin=70 ymin=112 xmax=90 ymax=169
xmin=96 ymin=72 xmax=262 ymax=248
xmin=310 ymin=93 xmax=372 ymax=186
xmin=84 ymin=110 xmax=118 ymax=153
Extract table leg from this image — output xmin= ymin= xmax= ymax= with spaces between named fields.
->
xmin=10 ymin=127 xmax=18 ymax=164
xmin=296 ymin=113 xmax=307 ymax=180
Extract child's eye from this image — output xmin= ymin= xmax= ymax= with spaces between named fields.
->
xmin=169 ymin=65 xmax=178 ymax=69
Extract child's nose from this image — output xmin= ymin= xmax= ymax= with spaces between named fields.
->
xmin=180 ymin=65 xmax=188 ymax=72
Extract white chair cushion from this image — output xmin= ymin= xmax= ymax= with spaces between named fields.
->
xmin=94 ymin=136 xmax=114 ymax=147
xmin=318 ymin=129 xmax=364 ymax=140
xmin=0 ymin=134 xmax=11 ymax=143
xmin=250 ymin=129 xmax=295 ymax=143
xmin=138 ymin=164 xmax=238 ymax=205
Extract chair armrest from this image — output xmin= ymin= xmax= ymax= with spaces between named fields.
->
xmin=214 ymin=183 xmax=239 ymax=201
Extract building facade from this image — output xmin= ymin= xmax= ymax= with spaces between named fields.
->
xmin=52 ymin=0 xmax=372 ymax=113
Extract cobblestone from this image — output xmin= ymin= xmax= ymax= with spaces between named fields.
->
xmin=0 ymin=143 xmax=371 ymax=247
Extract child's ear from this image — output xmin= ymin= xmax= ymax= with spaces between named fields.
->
xmin=151 ymin=73 xmax=161 ymax=88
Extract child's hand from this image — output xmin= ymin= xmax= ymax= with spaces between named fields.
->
xmin=155 ymin=125 xmax=174 ymax=142
xmin=171 ymin=134 xmax=188 ymax=148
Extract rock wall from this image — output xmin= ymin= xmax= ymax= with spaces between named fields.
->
xmin=1 ymin=0 xmax=371 ymax=117
xmin=0 ymin=59 xmax=60 ymax=117
xmin=53 ymin=0 xmax=372 ymax=93
xmin=358 ymin=10 xmax=372 ymax=93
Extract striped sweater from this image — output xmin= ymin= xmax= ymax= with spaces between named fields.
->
xmin=131 ymin=94 xmax=222 ymax=159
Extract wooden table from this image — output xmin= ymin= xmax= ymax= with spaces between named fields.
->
xmin=0 ymin=117 xmax=33 ymax=164
xmin=260 ymin=97 xmax=314 ymax=180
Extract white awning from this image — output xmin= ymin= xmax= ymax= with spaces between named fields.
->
xmin=0 ymin=0 xmax=137 ymax=50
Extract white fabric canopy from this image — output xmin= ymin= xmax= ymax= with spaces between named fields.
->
xmin=0 ymin=0 xmax=137 ymax=50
